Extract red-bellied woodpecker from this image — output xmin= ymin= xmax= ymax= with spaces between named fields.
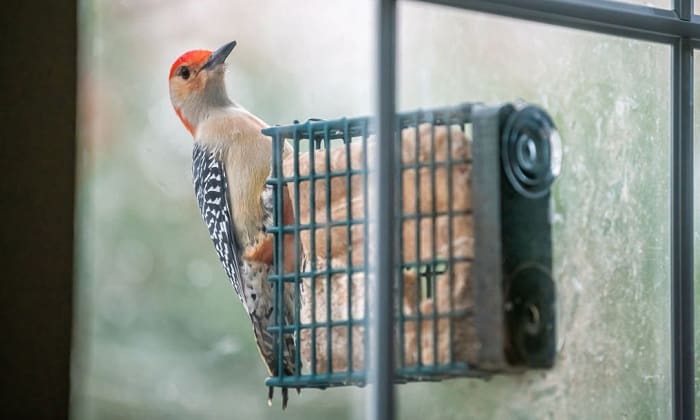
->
xmin=168 ymin=40 xmax=298 ymax=409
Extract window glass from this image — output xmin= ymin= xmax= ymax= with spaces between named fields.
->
xmin=73 ymin=0 xmax=372 ymax=419
xmin=75 ymin=0 xmax=674 ymax=419
xmin=397 ymin=3 xmax=671 ymax=419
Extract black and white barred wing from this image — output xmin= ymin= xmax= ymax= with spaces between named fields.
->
xmin=192 ymin=144 xmax=243 ymax=301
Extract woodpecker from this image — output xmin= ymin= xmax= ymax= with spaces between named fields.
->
xmin=168 ymin=41 xmax=298 ymax=408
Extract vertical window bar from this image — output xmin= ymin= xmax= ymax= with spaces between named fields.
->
xmin=676 ymin=0 xmax=692 ymax=21
xmin=671 ymin=28 xmax=695 ymax=420
xmin=368 ymin=0 xmax=396 ymax=418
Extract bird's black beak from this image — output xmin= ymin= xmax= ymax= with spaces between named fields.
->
xmin=200 ymin=40 xmax=237 ymax=72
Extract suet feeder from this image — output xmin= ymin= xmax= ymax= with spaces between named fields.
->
xmin=264 ymin=102 xmax=560 ymax=389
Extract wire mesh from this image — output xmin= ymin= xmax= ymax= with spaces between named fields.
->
xmin=264 ymin=103 xmax=483 ymax=389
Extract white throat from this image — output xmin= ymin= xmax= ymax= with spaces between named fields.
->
xmin=179 ymin=74 xmax=237 ymax=128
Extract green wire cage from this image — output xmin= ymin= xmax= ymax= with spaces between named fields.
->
xmin=264 ymin=102 xmax=559 ymax=390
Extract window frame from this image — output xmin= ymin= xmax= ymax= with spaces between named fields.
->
xmin=370 ymin=1 xmax=695 ymax=419
xmin=2 ymin=1 xmax=77 ymax=419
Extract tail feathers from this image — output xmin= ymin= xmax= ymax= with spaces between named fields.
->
xmin=250 ymin=310 xmax=298 ymax=409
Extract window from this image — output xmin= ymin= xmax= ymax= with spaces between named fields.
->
xmin=376 ymin=1 xmax=695 ymax=419
xmin=73 ymin=0 xmax=695 ymax=419
xmin=396 ymin=4 xmax=671 ymax=419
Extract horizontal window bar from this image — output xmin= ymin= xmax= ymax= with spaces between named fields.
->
xmin=416 ymin=0 xmax=700 ymax=43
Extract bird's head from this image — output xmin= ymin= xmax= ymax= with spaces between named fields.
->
xmin=169 ymin=40 xmax=237 ymax=135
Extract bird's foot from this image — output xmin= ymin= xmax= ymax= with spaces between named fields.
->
xmin=268 ymin=386 xmax=291 ymax=410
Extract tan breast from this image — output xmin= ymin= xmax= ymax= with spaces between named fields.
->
xmin=195 ymin=108 xmax=273 ymax=246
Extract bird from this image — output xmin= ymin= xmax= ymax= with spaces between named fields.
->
xmin=168 ymin=40 xmax=299 ymax=409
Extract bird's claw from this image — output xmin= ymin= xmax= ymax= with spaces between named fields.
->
xmin=268 ymin=386 xmax=291 ymax=410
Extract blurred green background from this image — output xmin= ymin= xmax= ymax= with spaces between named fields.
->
xmin=72 ymin=0 xmax=698 ymax=419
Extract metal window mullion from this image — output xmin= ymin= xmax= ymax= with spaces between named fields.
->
xmin=671 ymin=34 xmax=695 ymax=420
xmin=368 ymin=0 xmax=397 ymax=420
xmin=416 ymin=0 xmax=700 ymax=43
xmin=676 ymin=0 xmax=692 ymax=21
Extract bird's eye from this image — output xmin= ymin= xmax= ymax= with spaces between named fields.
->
xmin=179 ymin=66 xmax=190 ymax=80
